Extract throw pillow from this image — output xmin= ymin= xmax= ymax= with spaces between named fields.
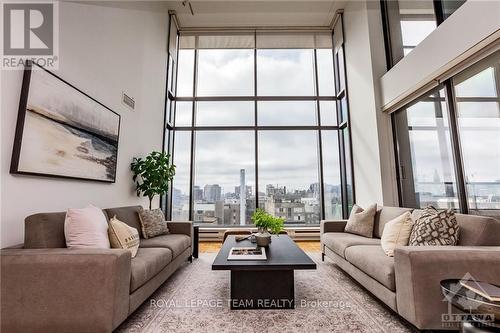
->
xmin=64 ymin=205 xmax=110 ymax=249
xmin=409 ymin=206 xmax=459 ymax=246
xmin=380 ymin=211 xmax=414 ymax=256
xmin=344 ymin=204 xmax=377 ymax=238
xmin=138 ymin=207 xmax=169 ymax=239
xmin=108 ymin=216 xmax=140 ymax=258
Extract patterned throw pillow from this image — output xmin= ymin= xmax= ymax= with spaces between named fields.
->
xmin=138 ymin=207 xmax=169 ymax=239
xmin=408 ymin=206 xmax=459 ymax=246
xmin=344 ymin=204 xmax=377 ymax=238
xmin=108 ymin=216 xmax=140 ymax=257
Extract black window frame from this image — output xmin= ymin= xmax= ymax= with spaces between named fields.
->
xmin=383 ymin=0 xmax=500 ymax=216
xmin=161 ymin=13 xmax=354 ymax=226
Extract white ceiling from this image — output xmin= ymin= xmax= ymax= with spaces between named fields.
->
xmin=80 ymin=1 xmax=343 ymax=29
xmin=167 ymin=1 xmax=341 ymax=28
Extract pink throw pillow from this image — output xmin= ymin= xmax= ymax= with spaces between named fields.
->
xmin=64 ymin=205 xmax=110 ymax=249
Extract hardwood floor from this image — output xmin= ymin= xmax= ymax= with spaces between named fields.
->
xmin=199 ymin=241 xmax=320 ymax=253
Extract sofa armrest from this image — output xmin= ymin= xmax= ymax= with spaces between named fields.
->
xmin=394 ymin=246 xmax=500 ymax=330
xmin=320 ymin=220 xmax=347 ymax=234
xmin=1 ymin=248 xmax=131 ymax=333
xmin=167 ymin=221 xmax=193 ymax=238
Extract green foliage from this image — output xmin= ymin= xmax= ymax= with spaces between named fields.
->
xmin=251 ymin=208 xmax=285 ymax=235
xmin=131 ymin=151 xmax=175 ymax=209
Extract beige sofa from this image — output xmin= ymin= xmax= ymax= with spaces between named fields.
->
xmin=1 ymin=205 xmax=192 ymax=333
xmin=321 ymin=206 xmax=500 ymax=330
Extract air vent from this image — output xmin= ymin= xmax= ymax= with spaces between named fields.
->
xmin=122 ymin=92 xmax=135 ymax=110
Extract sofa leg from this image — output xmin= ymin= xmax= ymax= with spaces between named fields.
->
xmin=321 ymin=253 xmax=325 ymax=262
xmin=188 ymin=255 xmax=193 ymax=263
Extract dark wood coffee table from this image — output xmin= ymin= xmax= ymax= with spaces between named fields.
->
xmin=212 ymin=235 xmax=316 ymax=309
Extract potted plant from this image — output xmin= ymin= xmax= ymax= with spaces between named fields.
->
xmin=251 ymin=208 xmax=285 ymax=247
xmin=131 ymin=151 xmax=176 ymax=210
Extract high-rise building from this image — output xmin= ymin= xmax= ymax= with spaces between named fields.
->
xmin=193 ymin=186 xmax=203 ymax=201
xmin=239 ymin=169 xmax=246 ymax=225
xmin=203 ymin=184 xmax=222 ymax=203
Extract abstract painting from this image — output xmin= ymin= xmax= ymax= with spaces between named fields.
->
xmin=10 ymin=61 xmax=121 ymax=182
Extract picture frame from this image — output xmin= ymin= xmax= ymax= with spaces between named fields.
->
xmin=10 ymin=61 xmax=121 ymax=183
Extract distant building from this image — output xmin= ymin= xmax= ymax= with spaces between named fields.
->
xmin=203 ymin=184 xmax=221 ymax=203
xmin=193 ymin=186 xmax=203 ymax=201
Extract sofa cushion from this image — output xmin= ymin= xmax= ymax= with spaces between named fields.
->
xmin=381 ymin=211 xmax=414 ymax=257
xmin=130 ymin=248 xmax=172 ymax=292
xmin=108 ymin=216 xmax=140 ymax=258
xmin=24 ymin=212 xmax=67 ymax=248
xmin=64 ymin=205 xmax=110 ymax=249
xmin=345 ymin=204 xmax=377 ymax=238
xmin=138 ymin=207 xmax=169 ymax=239
xmin=140 ymin=234 xmax=191 ymax=258
xmin=321 ymin=232 xmax=380 ymax=259
xmin=344 ymin=245 xmax=396 ymax=291
xmin=374 ymin=206 xmax=413 ymax=239
xmin=103 ymin=206 xmax=143 ymax=238
xmin=409 ymin=207 xmax=459 ymax=246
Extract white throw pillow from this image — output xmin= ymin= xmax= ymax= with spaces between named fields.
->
xmin=64 ymin=205 xmax=110 ymax=249
xmin=380 ymin=211 xmax=414 ymax=257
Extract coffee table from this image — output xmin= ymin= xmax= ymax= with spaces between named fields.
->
xmin=441 ymin=279 xmax=500 ymax=332
xmin=212 ymin=234 xmax=316 ymax=309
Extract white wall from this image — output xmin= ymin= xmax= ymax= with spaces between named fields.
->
xmin=343 ymin=1 xmax=399 ymax=208
xmin=381 ymin=0 xmax=500 ymax=109
xmin=1 ymin=2 xmax=169 ymax=247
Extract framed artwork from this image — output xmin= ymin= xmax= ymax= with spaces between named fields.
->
xmin=10 ymin=61 xmax=121 ymax=183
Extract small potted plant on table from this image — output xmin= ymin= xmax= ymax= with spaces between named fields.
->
xmin=251 ymin=208 xmax=285 ymax=247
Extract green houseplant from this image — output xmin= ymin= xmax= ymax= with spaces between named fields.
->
xmin=251 ymin=208 xmax=285 ymax=246
xmin=131 ymin=151 xmax=175 ymax=210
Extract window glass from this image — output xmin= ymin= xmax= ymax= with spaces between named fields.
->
xmin=171 ymin=131 xmax=192 ymax=220
xmin=316 ymin=49 xmax=335 ymax=96
xmin=343 ymin=128 xmax=354 ymax=211
xmin=453 ymin=54 xmax=500 ymax=216
xmin=258 ymin=131 xmax=320 ymax=224
xmin=194 ymin=131 xmax=255 ymax=225
xmin=322 ymin=131 xmax=342 ymax=219
xmin=175 ymin=101 xmax=192 ymax=126
xmin=399 ymin=89 xmax=459 ymax=210
xmin=320 ymin=101 xmax=337 ymax=126
xmin=258 ymin=101 xmax=316 ymax=126
xmin=400 ymin=20 xmax=436 ymax=55
xmin=257 ymin=49 xmax=315 ymax=96
xmin=197 ymin=49 xmax=254 ymax=96
xmin=196 ymin=101 xmax=254 ymax=126
xmin=176 ymin=50 xmax=194 ymax=97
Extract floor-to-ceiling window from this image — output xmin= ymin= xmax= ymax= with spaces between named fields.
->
xmin=381 ymin=0 xmax=466 ymax=66
xmin=164 ymin=15 xmax=353 ymax=226
xmin=394 ymin=51 xmax=500 ymax=217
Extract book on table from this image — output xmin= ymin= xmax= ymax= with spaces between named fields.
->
xmin=460 ymin=280 xmax=500 ymax=302
xmin=227 ymin=247 xmax=267 ymax=260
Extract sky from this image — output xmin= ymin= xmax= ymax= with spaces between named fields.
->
xmin=172 ymin=48 xmax=340 ymax=195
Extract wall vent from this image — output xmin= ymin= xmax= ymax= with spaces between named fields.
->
xmin=122 ymin=92 xmax=135 ymax=110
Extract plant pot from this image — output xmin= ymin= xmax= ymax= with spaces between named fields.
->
xmin=255 ymin=228 xmax=271 ymax=247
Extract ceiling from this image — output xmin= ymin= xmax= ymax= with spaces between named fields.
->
xmin=81 ymin=1 xmax=343 ymax=29
xmin=167 ymin=1 xmax=341 ymax=28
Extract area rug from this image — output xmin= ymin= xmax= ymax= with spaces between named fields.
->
xmin=116 ymin=252 xmax=414 ymax=333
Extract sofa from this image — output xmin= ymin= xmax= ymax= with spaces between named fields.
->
xmin=1 ymin=205 xmax=193 ymax=333
xmin=320 ymin=206 xmax=500 ymax=331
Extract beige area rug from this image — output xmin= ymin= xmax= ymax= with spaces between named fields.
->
xmin=117 ymin=252 xmax=414 ymax=333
